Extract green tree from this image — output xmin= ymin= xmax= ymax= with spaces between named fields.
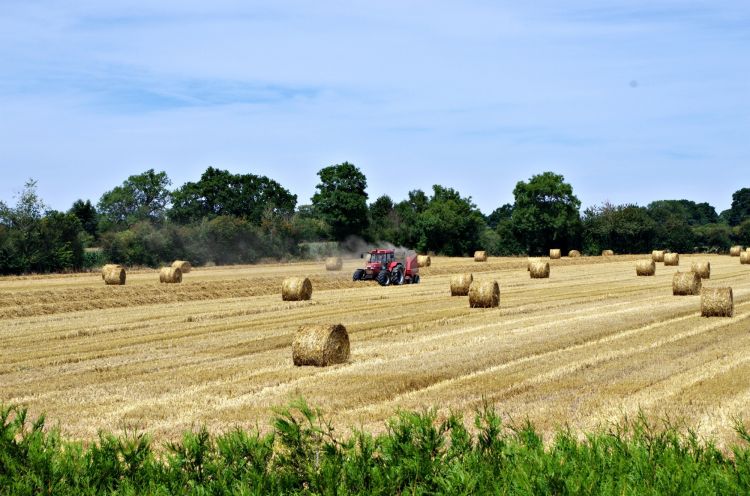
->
xmin=0 ymin=180 xmax=84 ymax=273
xmin=510 ymin=172 xmax=581 ymax=255
xmin=392 ymin=190 xmax=428 ymax=248
xmin=98 ymin=169 xmax=171 ymax=228
xmin=311 ymin=162 xmax=369 ymax=241
xmin=414 ymin=185 xmax=485 ymax=256
xmin=69 ymin=199 xmax=98 ymax=238
xmin=582 ymin=203 xmax=656 ymax=255
xmin=646 ymin=201 xmax=696 ymax=252
xmin=36 ymin=211 xmax=85 ymax=272
xmin=733 ymin=219 xmax=750 ymax=247
xmin=486 ymin=204 xmax=513 ymax=229
xmin=727 ymin=188 xmax=750 ymax=226
xmin=170 ymin=167 xmax=297 ymax=224
xmin=693 ymin=223 xmax=732 ymax=252
xmin=0 ymin=180 xmax=48 ymax=272
xmin=368 ymin=195 xmax=399 ymax=242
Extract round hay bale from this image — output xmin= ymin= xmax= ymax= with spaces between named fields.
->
xmin=549 ymin=249 xmax=561 ymax=259
xmin=325 ymin=257 xmax=343 ymax=271
xmin=635 ymin=259 xmax=655 ymax=276
xmin=101 ymin=264 xmax=122 ymax=279
xmin=730 ymin=245 xmax=743 ymax=257
xmin=292 ymin=324 xmax=350 ymax=366
xmin=701 ymin=287 xmax=733 ymax=317
xmin=568 ymin=250 xmax=581 ymax=257
xmin=602 ymin=250 xmax=614 ymax=256
xmin=103 ymin=267 xmax=126 ymax=285
xmin=171 ymin=260 xmax=191 ymax=273
xmin=468 ymin=280 xmax=500 ymax=308
xmin=282 ymin=277 xmax=313 ymax=301
xmin=417 ymin=255 xmax=432 ymax=267
xmin=664 ymin=253 xmax=680 ymax=266
xmin=159 ymin=267 xmax=182 ymax=284
xmin=691 ymin=261 xmax=711 ymax=279
xmin=672 ymin=271 xmax=701 ymax=296
xmin=450 ymin=273 xmax=473 ymax=296
xmin=474 ymin=251 xmax=487 ymax=262
xmin=526 ymin=257 xmax=540 ymax=271
xmin=741 ymin=252 xmax=750 ymax=265
xmin=652 ymin=250 xmax=665 ymax=263
xmin=529 ymin=261 xmax=550 ymax=279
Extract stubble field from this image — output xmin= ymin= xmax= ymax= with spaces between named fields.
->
xmin=1 ymin=254 xmax=749 ymax=447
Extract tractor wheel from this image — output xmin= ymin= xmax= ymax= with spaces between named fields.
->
xmin=412 ymin=274 xmax=420 ymax=284
xmin=352 ymin=269 xmax=365 ymax=281
xmin=391 ymin=267 xmax=405 ymax=285
xmin=376 ymin=269 xmax=391 ymax=286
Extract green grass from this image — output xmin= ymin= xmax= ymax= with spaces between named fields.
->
xmin=2 ymin=399 xmax=750 ymax=495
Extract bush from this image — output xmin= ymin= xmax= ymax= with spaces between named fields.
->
xmin=2 ymin=401 xmax=749 ymax=494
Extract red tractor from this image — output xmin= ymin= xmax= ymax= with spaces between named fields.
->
xmin=352 ymin=249 xmax=420 ymax=286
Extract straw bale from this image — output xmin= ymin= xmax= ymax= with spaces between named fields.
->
xmin=468 ymin=280 xmax=500 ymax=308
xmin=292 ymin=324 xmax=350 ymax=366
xmin=103 ymin=268 xmax=126 ymax=285
xmin=529 ymin=261 xmax=550 ymax=279
xmin=450 ymin=273 xmax=473 ymax=296
xmin=159 ymin=267 xmax=182 ymax=283
xmin=672 ymin=271 xmax=701 ymax=296
xmin=664 ymin=253 xmax=680 ymax=266
xmin=282 ymin=277 xmax=313 ymax=301
xmin=635 ymin=259 xmax=655 ymax=276
xmin=691 ymin=261 xmax=710 ymax=279
xmin=172 ymin=260 xmax=191 ymax=273
xmin=701 ymin=287 xmax=733 ymax=317
xmin=325 ymin=257 xmax=343 ymax=271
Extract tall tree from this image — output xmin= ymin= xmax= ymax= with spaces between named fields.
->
xmin=486 ymin=204 xmax=513 ymax=229
xmin=170 ymin=167 xmax=297 ymax=224
xmin=727 ymin=188 xmax=750 ymax=226
xmin=646 ymin=201 xmax=696 ymax=252
xmin=369 ymin=195 xmax=399 ymax=242
xmin=582 ymin=203 xmax=656 ymax=255
xmin=311 ymin=162 xmax=369 ymax=241
xmin=510 ymin=172 xmax=581 ymax=255
xmin=98 ymin=169 xmax=171 ymax=228
xmin=0 ymin=180 xmax=84 ymax=273
xmin=414 ymin=185 xmax=486 ymax=256
xmin=69 ymin=199 xmax=98 ymax=238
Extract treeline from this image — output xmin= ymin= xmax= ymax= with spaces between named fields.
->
xmin=2 ymin=164 xmax=750 ymax=274
xmin=2 ymin=400 xmax=750 ymax=494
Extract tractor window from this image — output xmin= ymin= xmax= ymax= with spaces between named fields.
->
xmin=369 ymin=253 xmax=392 ymax=264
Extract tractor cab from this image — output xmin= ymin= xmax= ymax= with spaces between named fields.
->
xmin=366 ymin=250 xmax=394 ymax=269
xmin=353 ymin=248 xmax=420 ymax=286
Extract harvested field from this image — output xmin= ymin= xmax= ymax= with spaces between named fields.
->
xmin=2 ymin=255 xmax=750 ymax=449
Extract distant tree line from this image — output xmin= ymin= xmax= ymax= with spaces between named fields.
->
xmin=2 ymin=163 xmax=750 ymax=274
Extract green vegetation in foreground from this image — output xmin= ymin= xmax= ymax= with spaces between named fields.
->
xmin=2 ymin=400 xmax=750 ymax=495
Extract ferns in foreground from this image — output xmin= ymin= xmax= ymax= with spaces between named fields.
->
xmin=1 ymin=401 xmax=749 ymax=495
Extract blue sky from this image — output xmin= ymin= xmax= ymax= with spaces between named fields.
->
xmin=1 ymin=1 xmax=748 ymax=214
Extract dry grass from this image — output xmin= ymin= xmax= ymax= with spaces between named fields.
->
xmin=1 ymin=255 xmax=749 ymax=450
